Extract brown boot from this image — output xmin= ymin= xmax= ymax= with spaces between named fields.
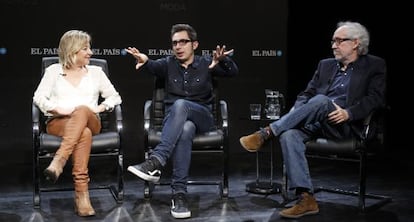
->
xmin=239 ymin=126 xmax=273 ymax=152
xmin=279 ymin=192 xmax=319 ymax=218
xmin=44 ymin=106 xmax=100 ymax=184
xmin=44 ymin=155 xmax=67 ymax=183
xmin=72 ymin=127 xmax=94 ymax=216
xmin=74 ymin=191 xmax=96 ymax=217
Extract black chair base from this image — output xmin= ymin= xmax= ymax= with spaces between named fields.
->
xmin=281 ymin=152 xmax=392 ymax=212
xmin=142 ymin=150 xmax=229 ymax=199
xmin=33 ymin=153 xmax=124 ymax=209
xmin=34 ymin=185 xmax=124 ymax=209
xmin=144 ymin=180 xmax=229 ymax=200
xmin=313 ymin=186 xmax=392 ymax=212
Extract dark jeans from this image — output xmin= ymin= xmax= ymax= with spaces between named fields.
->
xmin=151 ymin=99 xmax=214 ymax=194
xmin=269 ymin=94 xmax=353 ymax=192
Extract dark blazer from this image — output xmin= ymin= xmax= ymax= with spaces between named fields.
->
xmin=294 ymin=54 xmax=387 ymax=133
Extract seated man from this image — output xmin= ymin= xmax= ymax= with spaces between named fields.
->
xmin=125 ymin=23 xmax=238 ymax=219
xmin=240 ymin=21 xmax=386 ymax=219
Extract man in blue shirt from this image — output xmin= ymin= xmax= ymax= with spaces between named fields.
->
xmin=126 ymin=23 xmax=238 ymax=219
xmin=240 ymin=21 xmax=386 ymax=219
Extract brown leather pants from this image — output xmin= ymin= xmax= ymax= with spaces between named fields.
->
xmin=46 ymin=105 xmax=101 ymax=192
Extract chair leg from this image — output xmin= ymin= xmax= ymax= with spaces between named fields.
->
xmin=357 ymin=151 xmax=392 ymax=212
xmin=33 ymin=152 xmax=41 ymax=209
xmin=116 ymin=153 xmax=124 ymax=202
xmin=108 ymin=153 xmax=124 ymax=203
xmin=144 ymin=181 xmax=154 ymax=199
xmin=358 ymin=151 xmax=367 ymax=211
xmin=222 ymin=177 xmax=229 ymax=198
xmin=222 ymin=143 xmax=229 ymax=198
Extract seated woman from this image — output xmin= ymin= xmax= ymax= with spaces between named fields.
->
xmin=33 ymin=30 xmax=122 ymax=217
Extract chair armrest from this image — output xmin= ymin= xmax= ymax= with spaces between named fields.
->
xmin=361 ymin=110 xmax=374 ymax=141
xmin=114 ymin=104 xmax=123 ymax=133
xmin=361 ymin=107 xmax=388 ymax=143
xmin=32 ymin=103 xmax=40 ymax=136
xmin=144 ymin=100 xmax=152 ymax=131
xmin=219 ymin=100 xmax=228 ymax=129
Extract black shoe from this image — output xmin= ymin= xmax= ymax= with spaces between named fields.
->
xmin=127 ymin=157 xmax=161 ymax=182
xmin=171 ymin=193 xmax=191 ymax=219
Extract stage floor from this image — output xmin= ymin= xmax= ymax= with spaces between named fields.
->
xmin=1 ymin=154 xmax=413 ymax=222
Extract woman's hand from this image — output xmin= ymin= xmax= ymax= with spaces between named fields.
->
xmin=92 ymin=104 xmax=107 ymax=114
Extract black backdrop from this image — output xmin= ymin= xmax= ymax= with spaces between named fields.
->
xmin=0 ymin=0 xmax=288 ymax=167
xmin=0 ymin=0 xmax=406 ymax=184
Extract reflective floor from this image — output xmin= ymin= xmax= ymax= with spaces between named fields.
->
xmin=1 ymin=153 xmax=413 ymax=222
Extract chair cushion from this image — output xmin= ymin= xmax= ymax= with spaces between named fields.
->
xmin=306 ymin=138 xmax=359 ymax=155
xmin=147 ymin=129 xmax=224 ymax=150
xmin=39 ymin=132 xmax=120 ymax=154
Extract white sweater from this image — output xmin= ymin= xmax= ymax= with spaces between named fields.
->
xmin=33 ymin=63 xmax=122 ymax=116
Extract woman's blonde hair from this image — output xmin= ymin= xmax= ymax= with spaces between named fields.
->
xmin=58 ymin=30 xmax=91 ymax=69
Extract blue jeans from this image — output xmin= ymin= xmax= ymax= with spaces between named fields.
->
xmin=269 ymin=94 xmax=353 ymax=193
xmin=151 ymin=99 xmax=214 ymax=194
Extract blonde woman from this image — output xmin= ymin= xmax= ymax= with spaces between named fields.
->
xmin=33 ymin=30 xmax=122 ymax=216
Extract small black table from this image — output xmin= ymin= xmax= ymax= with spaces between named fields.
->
xmin=244 ymin=118 xmax=281 ymax=195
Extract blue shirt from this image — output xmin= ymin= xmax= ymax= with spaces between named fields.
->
xmin=326 ymin=63 xmax=352 ymax=108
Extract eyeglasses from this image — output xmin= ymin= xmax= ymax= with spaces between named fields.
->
xmin=172 ymin=39 xmax=192 ymax=46
xmin=331 ymin=38 xmax=353 ymax=45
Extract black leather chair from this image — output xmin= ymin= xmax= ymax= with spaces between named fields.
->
xmin=281 ymin=108 xmax=392 ymax=212
xmin=142 ymin=77 xmax=229 ymax=199
xmin=32 ymin=57 xmax=124 ymax=208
